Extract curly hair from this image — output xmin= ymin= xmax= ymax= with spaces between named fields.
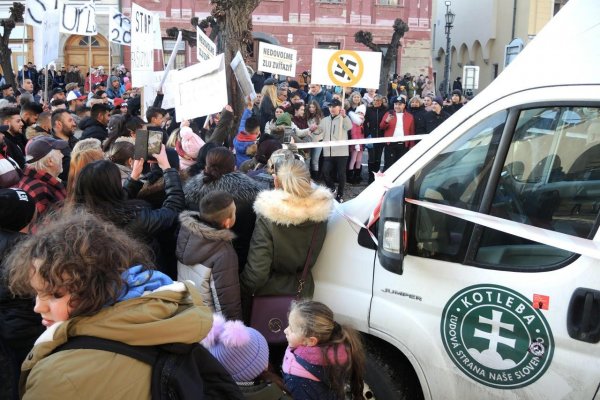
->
xmin=6 ymin=209 xmax=155 ymax=318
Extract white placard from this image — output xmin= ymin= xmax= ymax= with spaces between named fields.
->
xmin=144 ymin=70 xmax=177 ymax=111
xmin=60 ymin=0 xmax=97 ymax=36
xmin=196 ymin=27 xmax=216 ymax=62
xmin=174 ymin=54 xmax=227 ymax=122
xmin=25 ymin=0 xmax=59 ymax=27
xmin=109 ymin=8 xmax=131 ymax=46
xmin=130 ymin=3 xmax=155 ymax=89
xmin=230 ymin=51 xmax=256 ymax=102
xmin=153 ymin=12 xmax=163 ymax=50
xmin=257 ymin=42 xmax=297 ymax=77
xmin=41 ymin=9 xmax=61 ymax=66
xmin=310 ymin=48 xmax=382 ymax=89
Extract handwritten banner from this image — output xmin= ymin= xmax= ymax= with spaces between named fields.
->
xmin=42 ymin=9 xmax=61 ymax=66
xmin=25 ymin=0 xmax=59 ymax=27
xmin=60 ymin=0 xmax=97 ymax=36
xmin=109 ymin=8 xmax=131 ymax=46
xmin=131 ymin=2 xmax=155 ymax=88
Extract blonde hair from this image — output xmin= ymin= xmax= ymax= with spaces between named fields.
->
xmin=260 ymin=84 xmax=278 ymax=109
xmin=290 ymin=300 xmax=365 ymax=399
xmin=276 ymin=158 xmax=313 ymax=198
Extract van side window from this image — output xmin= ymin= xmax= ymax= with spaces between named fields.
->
xmin=474 ymin=106 xmax=600 ymax=268
xmin=410 ymin=111 xmax=507 ymax=262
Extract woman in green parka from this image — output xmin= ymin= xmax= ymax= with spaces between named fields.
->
xmin=240 ymin=158 xmax=333 ymax=301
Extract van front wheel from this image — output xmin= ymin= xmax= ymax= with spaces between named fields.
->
xmin=362 ymin=338 xmax=424 ymax=400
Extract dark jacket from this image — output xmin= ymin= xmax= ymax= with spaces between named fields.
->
xmin=3 ymin=133 xmax=26 ymax=168
xmin=259 ymin=96 xmax=276 ymax=134
xmin=184 ymin=172 xmax=264 ymax=272
xmin=444 ymin=102 xmax=463 ymax=116
xmin=79 ymin=117 xmax=108 ymax=142
xmin=410 ymin=106 xmax=428 ymax=135
xmin=120 ymin=168 xmax=185 ymax=244
xmin=240 ymin=186 xmax=333 ymax=298
xmin=425 ymin=110 xmax=451 ymax=134
xmin=0 ymin=230 xmax=44 ymax=400
xmin=176 ymin=211 xmax=241 ymax=320
xmin=364 ymin=105 xmax=388 ymax=138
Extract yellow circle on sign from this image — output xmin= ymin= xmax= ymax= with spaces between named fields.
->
xmin=327 ymin=50 xmax=364 ymax=87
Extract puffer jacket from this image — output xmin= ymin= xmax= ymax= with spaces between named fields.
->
xmin=364 ymin=105 xmax=388 ymax=138
xmin=184 ymin=172 xmax=265 ymax=272
xmin=176 ymin=211 xmax=242 ymax=320
xmin=19 ymin=281 xmax=213 ymax=400
xmin=318 ymin=114 xmax=352 ymax=158
xmin=240 ymin=186 xmax=333 ymax=298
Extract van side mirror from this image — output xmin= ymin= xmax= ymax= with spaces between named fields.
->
xmin=378 ymin=185 xmax=406 ymax=275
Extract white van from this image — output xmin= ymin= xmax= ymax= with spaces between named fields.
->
xmin=312 ymin=0 xmax=600 ymax=398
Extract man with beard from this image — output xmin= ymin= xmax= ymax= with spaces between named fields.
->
xmin=51 ymin=109 xmax=79 ymax=181
xmin=20 ymin=102 xmax=43 ymax=136
xmin=0 ymin=108 xmax=25 ymax=168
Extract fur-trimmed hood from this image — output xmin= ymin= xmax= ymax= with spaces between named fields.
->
xmin=179 ymin=211 xmax=235 ymax=242
xmin=184 ymin=171 xmax=265 ymax=210
xmin=253 ymin=185 xmax=333 ymax=226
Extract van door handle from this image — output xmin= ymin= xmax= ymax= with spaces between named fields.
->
xmin=567 ymin=288 xmax=600 ymax=343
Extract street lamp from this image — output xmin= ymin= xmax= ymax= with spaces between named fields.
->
xmin=442 ymin=0 xmax=455 ymax=98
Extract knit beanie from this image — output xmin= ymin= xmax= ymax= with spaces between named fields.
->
xmin=355 ymin=104 xmax=367 ymax=115
xmin=275 ymin=112 xmax=292 ymax=127
xmin=179 ymin=127 xmax=205 ymax=159
xmin=202 ymin=314 xmax=269 ymax=382
xmin=0 ymin=189 xmax=36 ymax=231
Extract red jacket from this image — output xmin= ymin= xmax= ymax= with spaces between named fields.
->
xmin=379 ymin=111 xmax=416 ymax=149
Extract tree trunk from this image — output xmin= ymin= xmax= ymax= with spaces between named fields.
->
xmin=0 ymin=45 xmax=16 ymax=89
xmin=0 ymin=2 xmax=25 ymax=90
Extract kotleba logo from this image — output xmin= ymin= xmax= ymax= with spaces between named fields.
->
xmin=440 ymin=285 xmax=554 ymax=389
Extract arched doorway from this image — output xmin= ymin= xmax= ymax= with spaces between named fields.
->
xmin=64 ymin=34 xmax=109 ymax=74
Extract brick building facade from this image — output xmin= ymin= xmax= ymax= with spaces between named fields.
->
xmin=120 ymin=0 xmax=432 ymax=82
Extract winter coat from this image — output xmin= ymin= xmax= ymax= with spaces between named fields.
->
xmin=239 ymin=382 xmax=293 ymax=400
xmin=119 ymin=168 xmax=185 ymax=244
xmin=364 ymin=105 xmax=388 ymax=139
xmin=410 ymin=106 xmax=428 ymax=134
xmin=259 ymin=96 xmax=276 ymax=134
xmin=79 ymin=117 xmax=108 ymax=142
xmin=379 ymin=111 xmax=416 ymax=149
xmin=234 ymin=132 xmax=258 ymax=168
xmin=425 ymin=110 xmax=450 ymax=134
xmin=176 ymin=211 xmax=242 ymax=321
xmin=19 ymin=282 xmax=213 ymax=400
xmin=240 ymin=186 xmax=333 ymax=298
xmin=184 ymin=172 xmax=264 ymax=272
xmin=318 ymin=114 xmax=352 ymax=158
xmin=306 ymin=89 xmax=332 ymax=109
xmin=282 ymin=345 xmax=349 ymax=400
xmin=15 ymin=166 xmax=66 ymax=215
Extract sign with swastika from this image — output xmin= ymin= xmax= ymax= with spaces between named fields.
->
xmin=311 ymin=48 xmax=382 ymax=88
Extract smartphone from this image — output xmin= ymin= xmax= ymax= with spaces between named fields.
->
xmin=283 ymin=127 xmax=294 ymax=144
xmin=147 ymin=130 xmax=162 ymax=156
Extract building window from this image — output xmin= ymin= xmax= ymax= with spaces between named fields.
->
xmin=379 ymin=0 xmax=400 ymax=5
xmin=78 ymin=37 xmax=100 ymax=47
xmin=317 ymin=42 xmax=340 ymax=50
xmin=319 ymin=0 xmax=343 ymax=3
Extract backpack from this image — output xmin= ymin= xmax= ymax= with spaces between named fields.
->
xmin=54 ymin=335 xmax=244 ymax=400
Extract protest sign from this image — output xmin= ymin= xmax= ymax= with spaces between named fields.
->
xmin=196 ymin=27 xmax=216 ymax=62
xmin=60 ymin=0 xmax=97 ymax=36
xmin=131 ymin=3 xmax=155 ymax=88
xmin=230 ymin=51 xmax=256 ymax=102
xmin=25 ymin=0 xmax=58 ymax=27
xmin=109 ymin=8 xmax=131 ymax=46
xmin=41 ymin=9 xmax=61 ymax=66
xmin=257 ymin=42 xmax=297 ymax=77
xmin=153 ymin=13 xmax=163 ymax=50
xmin=174 ymin=54 xmax=227 ymax=122
xmin=310 ymin=48 xmax=382 ymax=88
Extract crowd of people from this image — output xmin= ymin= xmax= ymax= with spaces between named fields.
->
xmin=0 ymin=63 xmax=466 ymax=399
xmin=0 ymin=63 xmax=388 ymax=399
